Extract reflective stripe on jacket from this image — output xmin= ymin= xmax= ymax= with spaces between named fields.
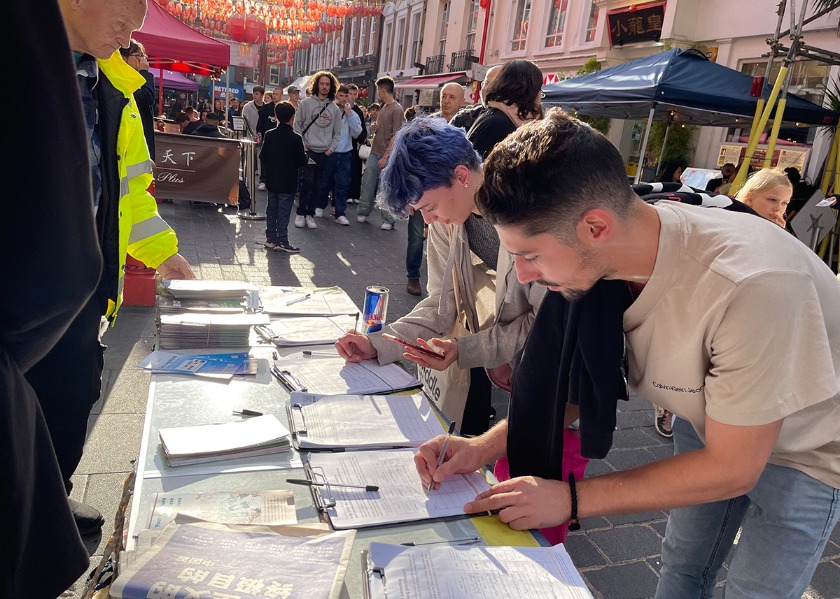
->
xmin=98 ymin=53 xmax=178 ymax=320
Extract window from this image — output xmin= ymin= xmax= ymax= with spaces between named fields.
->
xmin=369 ymin=17 xmax=377 ymax=56
xmin=409 ymin=12 xmax=422 ymax=65
xmin=349 ymin=19 xmax=358 ymax=58
xmin=383 ymin=22 xmax=393 ymax=72
xmin=465 ymin=0 xmax=479 ymax=52
xmin=439 ymin=2 xmax=450 ymax=57
xmin=396 ymin=17 xmax=406 ymax=69
xmin=545 ymin=0 xmax=568 ymax=48
xmin=269 ymin=66 xmax=280 ymax=86
xmin=511 ymin=0 xmax=531 ymax=52
xmin=358 ymin=17 xmax=368 ymax=56
xmin=584 ymin=1 xmax=599 ymax=43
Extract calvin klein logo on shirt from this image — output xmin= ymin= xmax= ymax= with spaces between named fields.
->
xmin=652 ymin=381 xmax=704 ymax=393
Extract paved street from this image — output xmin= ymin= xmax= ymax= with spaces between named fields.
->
xmin=64 ymin=195 xmax=839 ymax=599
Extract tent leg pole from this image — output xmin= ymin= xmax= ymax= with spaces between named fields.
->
xmin=634 ymin=105 xmax=656 ymax=184
xmin=655 ymin=123 xmax=672 ymax=180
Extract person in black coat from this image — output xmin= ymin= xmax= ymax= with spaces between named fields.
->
xmin=120 ymin=40 xmax=157 ymax=157
xmin=259 ymin=101 xmax=309 ymax=253
xmin=189 ymin=111 xmax=226 ymax=138
xmin=3 ymin=0 xmax=100 ymax=594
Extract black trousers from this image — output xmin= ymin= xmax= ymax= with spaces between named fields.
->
xmin=350 ymin=148 xmax=363 ymax=199
xmin=297 ymin=150 xmax=328 ymax=216
xmin=25 ymin=296 xmax=105 ymax=492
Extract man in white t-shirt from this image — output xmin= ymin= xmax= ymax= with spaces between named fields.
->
xmin=416 ymin=108 xmax=840 ymax=598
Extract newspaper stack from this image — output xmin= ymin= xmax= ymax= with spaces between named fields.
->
xmin=157 ymin=312 xmax=269 ymax=350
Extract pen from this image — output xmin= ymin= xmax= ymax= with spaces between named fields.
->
xmin=232 ymin=409 xmax=263 ymax=417
xmin=428 ymin=421 xmax=457 ymax=492
xmin=401 ymin=536 xmax=481 ymax=546
xmin=285 ymin=293 xmax=311 ymax=306
xmin=286 ymin=478 xmax=379 ymax=492
xmin=352 ymin=312 xmax=359 ymax=334
xmin=302 ymin=350 xmax=335 ymax=356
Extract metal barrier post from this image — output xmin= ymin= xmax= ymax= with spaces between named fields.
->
xmin=238 ymin=139 xmax=265 ymax=220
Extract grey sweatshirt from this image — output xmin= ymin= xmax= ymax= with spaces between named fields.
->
xmin=293 ymin=96 xmax=342 ymax=153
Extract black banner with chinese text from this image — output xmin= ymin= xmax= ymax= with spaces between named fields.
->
xmin=608 ymin=2 xmax=665 ymax=47
xmin=153 ymin=132 xmax=240 ymax=204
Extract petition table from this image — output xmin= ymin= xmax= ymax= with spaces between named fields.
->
xmin=127 ymin=299 xmax=546 ymax=597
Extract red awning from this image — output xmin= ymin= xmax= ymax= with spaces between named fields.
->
xmin=394 ymin=73 xmax=468 ymax=90
xmin=134 ymin=1 xmax=230 ymax=77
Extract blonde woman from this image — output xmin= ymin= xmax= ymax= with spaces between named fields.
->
xmin=735 ymin=168 xmax=793 ymax=228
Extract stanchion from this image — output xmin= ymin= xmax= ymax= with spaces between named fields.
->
xmin=238 ymin=139 xmax=266 ymax=221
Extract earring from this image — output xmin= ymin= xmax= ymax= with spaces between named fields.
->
xmin=464 ymin=183 xmax=468 ymax=188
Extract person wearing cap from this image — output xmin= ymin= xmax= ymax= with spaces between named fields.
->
xmin=189 ymin=111 xmax=226 ymax=138
xmin=287 ymin=85 xmax=301 ymax=109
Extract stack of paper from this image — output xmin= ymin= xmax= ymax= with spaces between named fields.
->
xmin=158 ymin=414 xmax=292 ymax=467
xmin=157 ymin=296 xmax=246 ymax=314
xmin=157 ymin=312 xmax=269 ymax=349
xmin=255 ymin=315 xmax=357 ymax=347
xmin=147 ymin=490 xmax=297 ymax=530
xmin=271 ymin=350 xmax=421 ymax=395
xmin=161 ymin=279 xmax=257 ymax=300
xmin=112 ymin=521 xmax=354 ymax=599
xmin=260 ymin=286 xmax=359 ymax=316
xmin=138 ymin=351 xmax=256 ymax=379
xmin=288 ymin=392 xmax=446 ymax=450
xmin=365 ymin=542 xmax=593 ymax=599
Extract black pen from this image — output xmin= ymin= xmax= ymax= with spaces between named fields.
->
xmin=401 ymin=536 xmax=481 ymax=546
xmin=286 ymin=478 xmax=379 ymax=492
xmin=232 ymin=409 xmax=263 ymax=417
xmin=428 ymin=421 xmax=456 ymax=492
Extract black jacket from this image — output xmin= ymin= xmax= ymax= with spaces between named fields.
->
xmin=257 ymin=101 xmax=277 ymax=137
xmin=134 ymin=69 xmax=157 ymax=156
xmin=451 ymin=104 xmax=486 ymax=132
xmin=467 ymin=107 xmax=516 ymax=159
xmin=259 ymin=123 xmax=308 ymax=194
xmin=351 ymin=104 xmax=367 ymax=149
xmin=190 ymin=123 xmax=226 ymax=138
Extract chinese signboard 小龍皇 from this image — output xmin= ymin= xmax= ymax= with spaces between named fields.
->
xmin=608 ymin=2 xmax=665 ymax=47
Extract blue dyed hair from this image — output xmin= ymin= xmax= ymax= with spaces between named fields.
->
xmin=378 ymin=117 xmax=481 ymax=218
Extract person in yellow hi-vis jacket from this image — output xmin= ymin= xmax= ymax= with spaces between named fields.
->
xmin=27 ymin=0 xmax=196 ymax=536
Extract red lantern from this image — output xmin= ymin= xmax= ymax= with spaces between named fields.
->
xmin=226 ymin=12 xmax=268 ymax=43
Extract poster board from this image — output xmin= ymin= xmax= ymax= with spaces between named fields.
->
xmin=154 ymin=132 xmax=240 ymax=204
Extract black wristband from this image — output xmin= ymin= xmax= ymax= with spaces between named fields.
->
xmin=568 ymin=473 xmax=581 ymax=531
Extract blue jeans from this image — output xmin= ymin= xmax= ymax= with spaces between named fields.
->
xmin=406 ymin=209 xmax=425 ymax=278
xmin=655 ymin=417 xmax=840 ymax=599
xmin=265 ymin=192 xmax=295 ymax=244
xmin=357 ymin=153 xmax=394 ymax=224
xmin=319 ymin=151 xmax=351 ymax=218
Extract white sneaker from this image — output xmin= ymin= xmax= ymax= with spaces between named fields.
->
xmin=257 ymin=182 xmax=266 ymax=191
xmin=356 ymin=215 xmax=367 ymax=223
xmin=336 ymin=215 xmax=350 ymax=226
xmin=305 ymin=215 xmax=317 ymax=229
xmin=294 ymin=215 xmax=305 ymax=228
xmin=314 ymin=208 xmax=324 ymax=217
xmin=380 ymin=222 xmax=394 ymax=231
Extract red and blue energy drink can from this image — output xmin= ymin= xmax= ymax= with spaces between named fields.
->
xmin=363 ymin=286 xmax=389 ymax=333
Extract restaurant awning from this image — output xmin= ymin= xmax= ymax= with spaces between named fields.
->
xmin=394 ymin=72 xmax=467 ymax=90
xmin=152 ymin=69 xmax=199 ymax=92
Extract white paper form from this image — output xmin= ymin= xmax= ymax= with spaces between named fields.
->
xmin=273 ymin=351 xmax=421 ymax=395
xmin=307 ymin=448 xmax=491 ymax=529
xmin=366 ymin=542 xmax=593 ymax=599
xmin=262 ymin=315 xmax=357 ymax=346
xmin=260 ymin=286 xmax=359 ymax=316
xmin=289 ymin=392 xmax=446 ymax=450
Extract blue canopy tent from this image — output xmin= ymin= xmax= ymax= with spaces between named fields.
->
xmin=541 ymin=49 xmax=838 ymax=181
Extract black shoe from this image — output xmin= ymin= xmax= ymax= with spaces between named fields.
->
xmin=69 ymin=498 xmax=104 ymax=535
xmin=274 ymin=241 xmax=301 ymax=254
xmin=406 ymin=277 xmax=422 ymax=296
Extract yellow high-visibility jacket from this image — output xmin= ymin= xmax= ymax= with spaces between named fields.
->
xmin=97 ymin=52 xmax=178 ymax=321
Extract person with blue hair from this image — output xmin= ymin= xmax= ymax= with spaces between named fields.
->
xmin=336 ymin=117 xmax=545 ymax=436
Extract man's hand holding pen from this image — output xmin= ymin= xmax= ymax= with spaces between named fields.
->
xmin=414 ymin=432 xmax=486 ymax=492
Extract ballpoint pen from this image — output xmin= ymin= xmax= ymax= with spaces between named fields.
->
xmin=302 ymin=350 xmax=335 ymax=356
xmin=428 ymin=421 xmax=457 ymax=493
xmin=286 ymin=478 xmax=379 ymax=492
xmin=232 ymin=409 xmax=263 ymax=417
xmin=352 ymin=312 xmax=359 ymax=335
xmin=401 ymin=536 xmax=481 ymax=546
xmin=285 ymin=293 xmax=312 ymax=306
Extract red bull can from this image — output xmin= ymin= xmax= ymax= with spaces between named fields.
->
xmin=362 ymin=286 xmax=389 ymax=333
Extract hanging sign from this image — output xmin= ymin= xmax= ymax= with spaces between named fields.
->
xmin=607 ymin=2 xmax=665 ymax=47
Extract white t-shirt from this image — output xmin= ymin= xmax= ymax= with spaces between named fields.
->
xmin=625 ymin=202 xmax=840 ymax=487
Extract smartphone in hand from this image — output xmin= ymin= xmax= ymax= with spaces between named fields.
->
xmin=382 ymin=333 xmax=445 ymax=359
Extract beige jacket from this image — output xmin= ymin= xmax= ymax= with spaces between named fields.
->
xmin=370 ymin=220 xmax=545 ymax=369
